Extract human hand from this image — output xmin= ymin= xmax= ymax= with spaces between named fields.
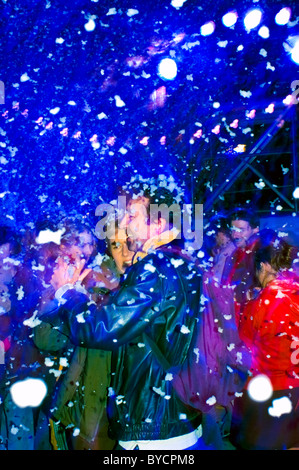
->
xmin=50 ymin=256 xmax=86 ymax=290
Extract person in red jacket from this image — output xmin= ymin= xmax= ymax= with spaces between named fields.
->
xmin=231 ymin=238 xmax=299 ymax=450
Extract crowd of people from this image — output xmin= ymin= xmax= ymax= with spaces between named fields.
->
xmin=0 ymin=183 xmax=299 ymax=451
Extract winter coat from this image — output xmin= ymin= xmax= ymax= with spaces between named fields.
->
xmin=34 ymin=319 xmax=112 ymax=446
xmin=40 ymin=240 xmax=202 ymax=442
xmin=33 ymin=262 xmax=119 ymax=447
xmin=239 ymin=270 xmax=299 ymax=390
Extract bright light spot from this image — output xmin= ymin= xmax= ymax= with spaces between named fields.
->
xmin=234 ymin=144 xmax=246 ymax=153
xmin=258 ymin=26 xmax=270 ymax=39
xmin=247 ymin=374 xmax=273 ymax=402
xmin=139 ymin=136 xmax=149 ymax=146
xmin=293 ymin=187 xmax=299 ymax=199
xmin=268 ymin=396 xmax=292 ymax=417
xmin=244 ymin=9 xmax=263 ymax=31
xmin=275 ymin=7 xmax=291 ymax=26
xmin=246 ymin=109 xmax=256 ymax=119
xmin=211 ymin=124 xmax=220 ymax=134
xmin=230 ymin=119 xmax=239 ymax=128
xmin=157 ymin=58 xmax=178 ymax=80
xmin=283 ymin=94 xmax=295 ymax=105
xmin=222 ymin=11 xmax=238 ymax=28
xmin=265 ymin=103 xmax=275 ymax=113
xmin=200 ymin=21 xmax=215 ymax=36
xmin=291 ymin=41 xmax=299 ymax=64
xmin=10 ymin=379 xmax=47 ymax=408
xmin=170 ymin=0 xmax=187 ymax=9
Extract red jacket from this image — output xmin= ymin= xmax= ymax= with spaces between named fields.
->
xmin=239 ymin=271 xmax=299 ymax=391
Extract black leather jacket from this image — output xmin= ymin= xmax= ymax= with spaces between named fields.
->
xmin=42 ymin=243 xmax=202 ymax=442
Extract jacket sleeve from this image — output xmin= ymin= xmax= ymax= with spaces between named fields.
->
xmin=40 ymin=259 xmax=164 ymax=351
xmin=238 ymin=297 xmax=261 ymax=348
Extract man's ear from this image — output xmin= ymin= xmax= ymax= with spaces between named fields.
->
xmin=260 ymin=261 xmax=272 ymax=273
xmin=253 ymin=226 xmax=259 ymax=234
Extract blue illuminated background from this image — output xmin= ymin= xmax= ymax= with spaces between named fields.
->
xmin=0 ymin=0 xmax=298 ymax=239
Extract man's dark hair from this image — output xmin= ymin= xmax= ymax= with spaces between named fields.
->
xmin=124 ymin=184 xmax=184 ymax=230
xmin=0 ymin=225 xmax=21 ymax=255
xmin=229 ymin=207 xmax=260 ymax=229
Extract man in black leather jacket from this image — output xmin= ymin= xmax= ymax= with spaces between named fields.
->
xmin=41 ymin=186 xmax=206 ymax=450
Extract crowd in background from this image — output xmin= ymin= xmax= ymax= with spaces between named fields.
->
xmin=0 ymin=189 xmax=299 ymax=451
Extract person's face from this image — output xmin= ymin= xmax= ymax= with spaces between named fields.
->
xmin=215 ymin=231 xmax=230 ymax=247
xmin=63 ymin=231 xmax=95 ymax=264
xmin=109 ymin=228 xmax=134 ymax=274
xmin=77 ymin=231 xmax=95 ymax=260
xmin=121 ymin=197 xmax=161 ymax=250
xmin=230 ymin=220 xmax=258 ymax=249
xmin=0 ymin=243 xmax=17 ymax=284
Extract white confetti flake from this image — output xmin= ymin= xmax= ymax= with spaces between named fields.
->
xmin=49 ymin=107 xmax=60 ymax=115
xmin=114 ymin=95 xmax=126 ymax=107
xmin=259 ymin=48 xmax=267 ymax=57
xmin=152 ymin=387 xmax=165 ymax=397
xmin=76 ymin=313 xmax=86 ymax=323
xmin=206 ymin=396 xmax=217 ymax=406
xmin=16 ymin=285 xmax=24 ymax=300
xmin=97 ymin=112 xmax=108 ymax=120
xmin=20 ymin=73 xmax=30 ymax=82
xmin=36 ymin=228 xmax=65 ymax=245
xmin=144 ymin=263 xmax=156 ymax=273
xmin=268 ymin=396 xmax=292 ymax=417
xmin=44 ymin=358 xmax=55 ymax=367
xmin=84 ymin=18 xmax=96 ymax=32
xmin=180 ymin=325 xmax=190 ymax=334
xmin=127 ymin=9 xmax=139 ymax=17
xmin=240 ymin=90 xmax=252 ymax=98
xmin=107 ymin=8 xmax=117 ymax=16
xmin=165 ymin=372 xmax=173 ymax=381
xmin=23 ymin=311 xmax=41 ymax=328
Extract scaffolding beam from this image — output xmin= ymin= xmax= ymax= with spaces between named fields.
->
xmin=203 ymin=104 xmax=296 ymax=214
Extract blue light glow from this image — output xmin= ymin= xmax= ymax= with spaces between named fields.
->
xmin=222 ymin=11 xmax=238 ymax=28
xmin=291 ymin=41 xmax=299 ymax=64
xmin=200 ymin=21 xmax=215 ymax=36
xmin=244 ymin=9 xmax=263 ymax=31
xmin=258 ymin=26 xmax=270 ymax=39
xmin=275 ymin=7 xmax=291 ymax=25
xmin=157 ymin=58 xmax=178 ymax=80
